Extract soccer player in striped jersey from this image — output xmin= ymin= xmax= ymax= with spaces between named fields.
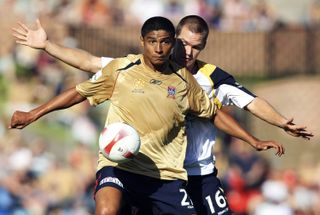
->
xmin=12 ymin=15 xmax=312 ymax=215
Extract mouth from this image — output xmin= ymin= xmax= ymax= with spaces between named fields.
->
xmin=153 ymin=56 xmax=166 ymax=61
xmin=152 ymin=57 xmax=167 ymax=65
xmin=185 ymin=57 xmax=192 ymax=62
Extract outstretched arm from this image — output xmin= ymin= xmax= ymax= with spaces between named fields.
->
xmin=213 ymin=69 xmax=313 ymax=140
xmin=213 ymin=109 xmax=285 ymax=156
xmin=12 ymin=19 xmax=101 ymax=73
xmin=246 ymin=97 xmax=313 ymax=140
xmin=10 ymin=88 xmax=86 ymax=129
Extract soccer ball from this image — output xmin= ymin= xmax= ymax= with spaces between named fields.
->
xmin=99 ymin=122 xmax=141 ymax=163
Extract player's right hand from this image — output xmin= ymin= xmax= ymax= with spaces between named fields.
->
xmin=12 ymin=19 xmax=48 ymax=49
xmin=254 ymin=140 xmax=285 ymax=157
xmin=9 ymin=111 xmax=35 ymax=129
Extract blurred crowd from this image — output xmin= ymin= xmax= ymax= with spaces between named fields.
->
xmin=0 ymin=136 xmax=97 ymax=215
xmin=217 ymin=138 xmax=320 ymax=215
xmin=0 ymin=0 xmax=320 ymax=214
xmin=2 ymin=0 xmax=320 ymax=31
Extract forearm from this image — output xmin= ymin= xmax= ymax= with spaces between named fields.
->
xmin=31 ymin=88 xmax=86 ymax=121
xmin=213 ymin=109 xmax=258 ymax=148
xmin=44 ymin=40 xmax=101 ymax=73
xmin=246 ymin=97 xmax=287 ymax=128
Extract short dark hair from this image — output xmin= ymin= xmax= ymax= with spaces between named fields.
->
xmin=176 ymin=15 xmax=209 ymax=47
xmin=141 ymin=16 xmax=175 ymax=38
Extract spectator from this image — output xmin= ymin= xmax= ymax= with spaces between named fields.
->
xmin=80 ymin=0 xmax=111 ymax=27
xmin=221 ymin=0 xmax=250 ymax=31
xmin=253 ymin=180 xmax=294 ymax=215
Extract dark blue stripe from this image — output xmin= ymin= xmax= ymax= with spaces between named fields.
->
xmin=210 ymin=67 xmax=256 ymax=97
xmin=117 ymin=59 xmax=141 ymax=72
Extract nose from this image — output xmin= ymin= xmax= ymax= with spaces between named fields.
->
xmin=155 ymin=43 xmax=163 ymax=53
xmin=185 ymin=45 xmax=192 ymax=56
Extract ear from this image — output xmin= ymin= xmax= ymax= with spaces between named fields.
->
xmin=140 ymin=36 xmax=144 ymax=47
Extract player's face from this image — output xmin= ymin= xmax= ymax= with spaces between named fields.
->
xmin=174 ymin=26 xmax=205 ymax=71
xmin=141 ymin=30 xmax=174 ymax=71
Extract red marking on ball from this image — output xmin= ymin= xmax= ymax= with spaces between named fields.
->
xmin=104 ymin=129 xmax=127 ymax=155
xmin=123 ymin=151 xmax=135 ymax=159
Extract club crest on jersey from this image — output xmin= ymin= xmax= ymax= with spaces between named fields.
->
xmin=167 ymin=86 xmax=176 ymax=99
xmin=132 ymin=79 xmax=145 ymax=93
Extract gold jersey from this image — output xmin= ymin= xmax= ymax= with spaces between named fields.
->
xmin=76 ymin=54 xmax=217 ymax=181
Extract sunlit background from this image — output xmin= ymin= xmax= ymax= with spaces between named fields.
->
xmin=0 ymin=0 xmax=319 ymax=214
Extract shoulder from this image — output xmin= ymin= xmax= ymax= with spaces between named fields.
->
xmin=197 ymin=60 xmax=217 ymax=77
xmin=101 ymin=57 xmax=114 ymax=67
xmin=103 ymin=54 xmax=143 ymax=72
xmin=169 ymin=60 xmax=193 ymax=84
xmin=199 ymin=62 xmax=235 ymax=88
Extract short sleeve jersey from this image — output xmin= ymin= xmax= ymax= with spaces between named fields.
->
xmin=76 ymin=54 xmax=217 ymax=181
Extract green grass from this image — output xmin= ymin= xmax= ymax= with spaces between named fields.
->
xmin=27 ymin=121 xmax=72 ymax=141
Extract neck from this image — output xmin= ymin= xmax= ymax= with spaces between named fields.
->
xmin=143 ymin=56 xmax=169 ymax=73
xmin=171 ymin=54 xmax=197 ymax=74
xmin=188 ymin=62 xmax=198 ymax=75
xmin=154 ymin=63 xmax=169 ymax=73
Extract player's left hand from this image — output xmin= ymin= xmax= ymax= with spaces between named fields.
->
xmin=282 ymin=118 xmax=313 ymax=140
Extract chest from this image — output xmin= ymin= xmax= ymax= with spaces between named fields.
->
xmin=111 ymin=68 xmax=189 ymax=116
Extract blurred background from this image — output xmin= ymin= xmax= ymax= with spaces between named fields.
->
xmin=0 ymin=0 xmax=319 ymax=214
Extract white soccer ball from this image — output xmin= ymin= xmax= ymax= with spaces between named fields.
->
xmin=99 ymin=122 xmax=141 ymax=163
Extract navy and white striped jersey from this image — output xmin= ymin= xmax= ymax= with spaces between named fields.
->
xmin=184 ymin=60 xmax=256 ymax=176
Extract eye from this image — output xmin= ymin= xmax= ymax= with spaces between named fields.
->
xmin=147 ymin=40 xmax=157 ymax=45
xmin=192 ymin=45 xmax=203 ymax=51
xmin=162 ymin=40 xmax=172 ymax=45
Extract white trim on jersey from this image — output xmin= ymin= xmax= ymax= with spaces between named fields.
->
xmin=216 ymin=84 xmax=255 ymax=109
xmin=101 ymin=57 xmax=114 ymax=68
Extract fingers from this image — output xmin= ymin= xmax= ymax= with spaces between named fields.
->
xmin=259 ymin=141 xmax=285 ymax=157
xmin=299 ymin=133 xmax=314 ymax=140
xmin=9 ymin=124 xmax=24 ymax=129
xmin=284 ymin=118 xmax=307 ymax=131
xmin=288 ymin=124 xmax=307 ymax=130
xmin=275 ymin=144 xmax=285 ymax=157
xmin=17 ymin=22 xmax=29 ymax=33
xmin=15 ymin=41 xmax=28 ymax=46
xmin=12 ymin=31 xmax=28 ymax=46
xmin=12 ymin=24 xmax=28 ymax=45
xmin=285 ymin=117 xmax=294 ymax=125
xmin=287 ymin=129 xmax=313 ymax=140
xmin=12 ymin=26 xmax=27 ymax=37
xmin=284 ymin=122 xmax=314 ymax=140
xmin=10 ymin=119 xmax=26 ymax=129
xmin=9 ymin=111 xmax=29 ymax=129
xmin=298 ymin=130 xmax=314 ymax=136
xmin=10 ymin=118 xmax=20 ymax=129
xmin=12 ymin=31 xmax=26 ymax=41
xmin=271 ymin=142 xmax=284 ymax=157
